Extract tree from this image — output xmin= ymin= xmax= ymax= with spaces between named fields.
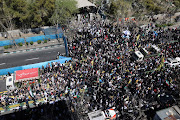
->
xmin=109 ymin=1 xmax=118 ymax=16
xmin=108 ymin=0 xmax=131 ymax=19
xmin=0 ymin=0 xmax=15 ymax=30
xmin=173 ymin=0 xmax=180 ymax=8
xmin=28 ymin=0 xmax=55 ymax=28
xmin=50 ymin=0 xmax=78 ymax=27
xmin=3 ymin=0 xmax=29 ymax=29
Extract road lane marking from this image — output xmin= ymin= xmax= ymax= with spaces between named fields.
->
xmin=0 ymin=63 xmax=6 ymax=66
xmin=25 ymin=57 xmax=39 ymax=61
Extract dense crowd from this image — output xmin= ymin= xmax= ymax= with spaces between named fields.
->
xmin=0 ymin=16 xmax=179 ymax=120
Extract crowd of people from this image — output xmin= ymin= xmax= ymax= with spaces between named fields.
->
xmin=0 ymin=16 xmax=179 ymax=120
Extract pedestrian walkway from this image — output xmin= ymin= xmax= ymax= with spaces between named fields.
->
xmin=3 ymin=38 xmax=64 ymax=53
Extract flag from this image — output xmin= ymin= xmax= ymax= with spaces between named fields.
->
xmin=136 ymin=35 xmax=140 ymax=41
xmin=70 ymin=65 xmax=73 ymax=70
xmin=128 ymin=80 xmax=132 ymax=84
xmin=166 ymin=80 xmax=170 ymax=86
xmin=80 ymin=74 xmax=83 ymax=78
xmin=28 ymin=86 xmax=34 ymax=98
xmin=136 ymin=80 xmax=139 ymax=83
xmin=156 ymin=56 xmax=164 ymax=71
xmin=73 ymin=95 xmax=80 ymax=99
xmin=47 ymin=83 xmax=50 ymax=89
xmin=161 ymin=56 xmax=165 ymax=65
xmin=91 ymin=59 xmax=94 ymax=68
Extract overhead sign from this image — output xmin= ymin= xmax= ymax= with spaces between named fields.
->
xmin=15 ymin=68 xmax=39 ymax=82
xmin=88 ymin=110 xmax=106 ymax=120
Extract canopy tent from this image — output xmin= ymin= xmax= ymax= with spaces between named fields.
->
xmin=75 ymin=0 xmax=96 ymax=8
xmin=15 ymin=68 xmax=39 ymax=83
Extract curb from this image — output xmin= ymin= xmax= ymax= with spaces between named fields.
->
xmin=3 ymin=44 xmax=62 ymax=55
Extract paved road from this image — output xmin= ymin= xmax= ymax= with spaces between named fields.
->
xmin=0 ymin=45 xmax=66 ymax=69
xmin=0 ymin=79 xmax=6 ymax=92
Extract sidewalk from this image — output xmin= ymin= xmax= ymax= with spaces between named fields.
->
xmin=3 ymin=38 xmax=64 ymax=53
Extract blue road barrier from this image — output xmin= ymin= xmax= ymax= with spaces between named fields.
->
xmin=63 ymin=36 xmax=69 ymax=56
xmin=0 ymin=56 xmax=71 ymax=75
xmin=0 ymin=33 xmax=63 ymax=47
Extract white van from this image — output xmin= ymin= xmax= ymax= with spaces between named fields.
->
xmin=175 ymin=57 xmax=180 ymax=63
xmin=6 ymin=75 xmax=15 ymax=91
xmin=140 ymin=48 xmax=149 ymax=56
xmin=151 ymin=45 xmax=160 ymax=53
xmin=132 ymin=51 xmax=144 ymax=61
xmin=165 ymin=58 xmax=179 ymax=67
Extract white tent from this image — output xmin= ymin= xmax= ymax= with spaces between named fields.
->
xmin=75 ymin=0 xmax=96 ymax=8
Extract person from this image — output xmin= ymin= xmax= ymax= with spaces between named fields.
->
xmin=8 ymin=72 xmax=11 ymax=76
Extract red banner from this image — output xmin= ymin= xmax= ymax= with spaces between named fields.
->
xmin=16 ymin=68 xmax=39 ymax=81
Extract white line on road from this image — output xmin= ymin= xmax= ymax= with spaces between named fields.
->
xmin=0 ymin=63 xmax=6 ymax=66
xmin=25 ymin=57 xmax=39 ymax=61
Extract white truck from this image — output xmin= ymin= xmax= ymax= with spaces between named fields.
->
xmin=88 ymin=107 xmax=117 ymax=120
xmin=6 ymin=68 xmax=39 ymax=91
xmin=165 ymin=57 xmax=180 ymax=67
xmin=6 ymin=75 xmax=15 ymax=91
xmin=131 ymin=51 xmax=144 ymax=62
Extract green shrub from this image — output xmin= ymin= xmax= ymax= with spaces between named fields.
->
xmin=18 ymin=42 xmax=23 ymax=46
xmin=4 ymin=45 xmax=9 ymax=49
xmin=30 ymin=41 xmax=34 ymax=45
xmin=37 ymin=40 xmax=41 ymax=44
xmin=8 ymin=45 xmax=12 ymax=48
xmin=26 ymin=42 xmax=29 ymax=45
xmin=44 ymin=39 xmax=47 ymax=43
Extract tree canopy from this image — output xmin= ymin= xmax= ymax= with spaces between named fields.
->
xmin=0 ymin=0 xmax=77 ymax=31
xmin=50 ymin=0 xmax=78 ymax=27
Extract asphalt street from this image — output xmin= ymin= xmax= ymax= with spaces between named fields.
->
xmin=0 ymin=45 xmax=66 ymax=69
xmin=0 ymin=79 xmax=6 ymax=92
